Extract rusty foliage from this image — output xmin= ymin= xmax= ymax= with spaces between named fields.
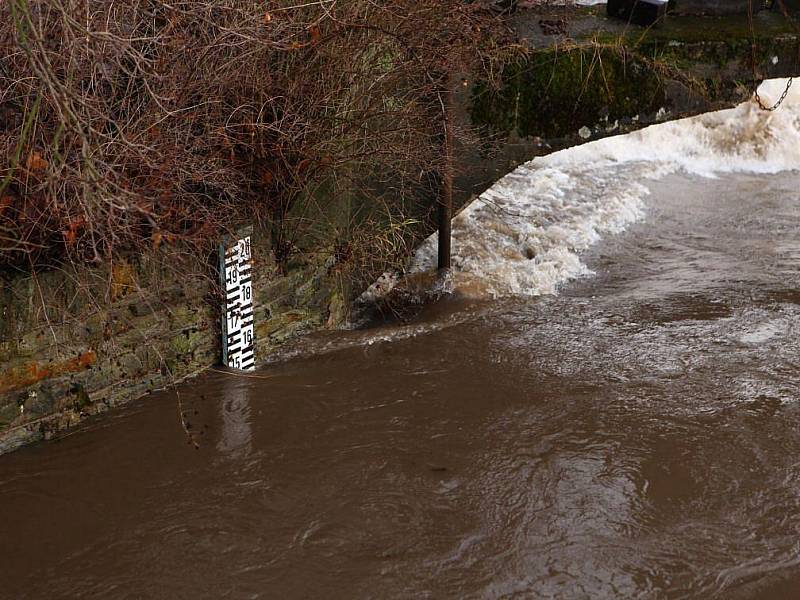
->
xmin=0 ymin=0 xmax=512 ymax=270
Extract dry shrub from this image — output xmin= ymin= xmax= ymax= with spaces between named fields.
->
xmin=0 ymin=0 xmax=511 ymax=272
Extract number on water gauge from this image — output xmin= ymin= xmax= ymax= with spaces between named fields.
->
xmin=220 ymin=231 xmax=256 ymax=371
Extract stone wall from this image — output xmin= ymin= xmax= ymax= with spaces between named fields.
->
xmin=0 ymin=228 xmax=348 ymax=454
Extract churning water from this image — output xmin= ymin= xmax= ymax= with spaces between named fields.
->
xmin=0 ymin=81 xmax=799 ymax=599
xmin=411 ymin=79 xmax=800 ymax=298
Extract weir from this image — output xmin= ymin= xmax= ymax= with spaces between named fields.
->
xmin=2 ymin=3 xmax=800 ymax=454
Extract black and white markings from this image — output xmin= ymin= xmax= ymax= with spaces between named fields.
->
xmin=221 ymin=232 xmax=255 ymax=371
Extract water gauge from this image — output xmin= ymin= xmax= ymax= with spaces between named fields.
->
xmin=220 ymin=228 xmax=256 ymax=371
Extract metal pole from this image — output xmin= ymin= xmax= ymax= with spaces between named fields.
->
xmin=438 ymin=88 xmax=453 ymax=271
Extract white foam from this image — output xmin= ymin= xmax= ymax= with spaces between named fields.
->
xmin=543 ymin=79 xmax=800 ymax=177
xmin=410 ymin=79 xmax=800 ymax=297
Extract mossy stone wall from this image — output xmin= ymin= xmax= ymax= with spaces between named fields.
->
xmin=0 ymin=228 xmax=347 ymax=454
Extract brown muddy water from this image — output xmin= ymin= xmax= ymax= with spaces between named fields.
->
xmin=1 ymin=172 xmax=799 ymax=599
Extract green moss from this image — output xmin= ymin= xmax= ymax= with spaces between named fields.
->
xmin=326 ymin=288 xmax=347 ymax=328
xmin=170 ymin=332 xmax=193 ymax=356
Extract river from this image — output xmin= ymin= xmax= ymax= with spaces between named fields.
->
xmin=0 ymin=83 xmax=799 ymax=599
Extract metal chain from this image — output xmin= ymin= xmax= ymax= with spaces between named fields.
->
xmin=748 ymin=0 xmax=796 ymax=111
xmin=754 ymin=77 xmax=794 ymax=111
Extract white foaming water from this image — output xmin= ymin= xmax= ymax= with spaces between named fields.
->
xmin=410 ymin=79 xmax=800 ymax=297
